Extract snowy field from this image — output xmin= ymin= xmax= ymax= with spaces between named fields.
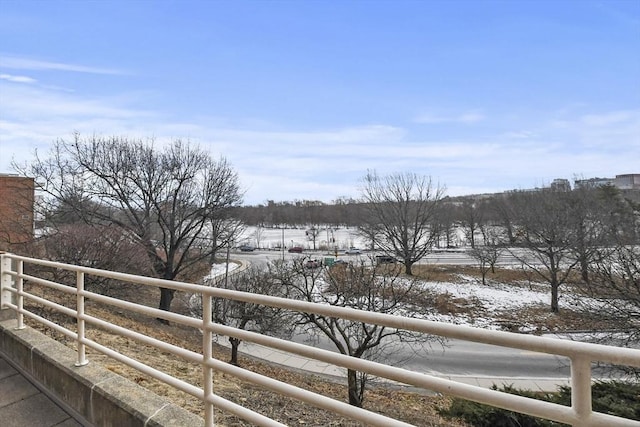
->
xmin=204 ymin=255 xmax=588 ymax=333
xmin=418 ymin=278 xmax=558 ymax=331
xmin=236 ymin=226 xmax=366 ymax=251
xmin=204 ymin=225 xmax=592 ymax=334
xmin=235 ymin=225 xmax=467 ymax=251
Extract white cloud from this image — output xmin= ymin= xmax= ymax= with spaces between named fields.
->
xmin=501 ymin=130 xmax=536 ymax=139
xmin=414 ymin=111 xmax=486 ymax=124
xmin=1 ymin=70 xmax=637 ymax=205
xmin=0 ymin=84 xmax=155 ymax=120
xmin=458 ymin=112 xmax=486 ymax=123
xmin=0 ymin=55 xmax=125 ymax=75
xmin=580 ymin=110 xmax=640 ymax=127
xmin=552 ymin=109 xmax=640 ymax=150
xmin=0 ymin=73 xmax=36 ymax=84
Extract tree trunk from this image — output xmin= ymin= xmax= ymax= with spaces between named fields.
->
xmin=550 ymin=278 xmax=559 ymax=313
xmin=229 ymin=337 xmax=240 ymax=365
xmin=347 ymin=369 xmax=363 ymax=407
xmin=548 ymin=252 xmax=560 ymax=314
xmin=159 ymin=287 xmax=174 ymax=310
xmin=157 ymin=288 xmax=175 ymax=324
xmin=404 ymin=261 xmax=413 ymax=276
xmin=506 ymin=225 xmax=515 ymax=245
xmin=580 ymin=256 xmax=590 ymax=284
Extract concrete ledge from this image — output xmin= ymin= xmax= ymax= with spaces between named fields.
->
xmin=0 ymin=317 xmax=203 ymax=427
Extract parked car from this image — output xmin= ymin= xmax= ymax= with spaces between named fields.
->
xmin=305 ymin=259 xmax=320 ymax=269
xmin=375 ymin=255 xmax=396 ymax=265
xmin=238 ymin=245 xmax=255 ymax=252
xmin=345 ymin=247 xmax=361 ymax=255
xmin=288 ymin=246 xmax=304 ymax=253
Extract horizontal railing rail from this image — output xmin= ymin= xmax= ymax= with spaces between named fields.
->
xmin=1 ymin=252 xmax=639 ymax=427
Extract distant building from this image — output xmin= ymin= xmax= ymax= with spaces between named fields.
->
xmin=574 ymin=174 xmax=640 ymax=191
xmin=0 ymin=174 xmax=35 ymax=250
xmin=574 ymin=177 xmax=614 ymax=189
xmin=550 ymin=178 xmax=571 ymax=192
xmin=614 ymin=174 xmax=640 ymax=190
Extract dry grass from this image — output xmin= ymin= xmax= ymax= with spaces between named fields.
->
xmin=413 ymin=263 xmax=541 ymax=284
xmin=18 ymin=262 xmax=607 ymax=426
xmin=21 ymin=277 xmax=467 ymax=427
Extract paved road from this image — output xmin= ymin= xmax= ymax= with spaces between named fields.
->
xmin=228 ymin=249 xmax=598 ymax=387
xmin=394 ymin=338 xmax=569 ymax=377
xmin=227 ymin=339 xmax=572 ymax=392
xmin=233 ymin=247 xmax=532 ymax=267
xmin=291 ymin=332 xmax=572 ymax=379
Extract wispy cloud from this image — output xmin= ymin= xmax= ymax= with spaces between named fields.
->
xmin=0 ymin=55 xmax=125 ymax=75
xmin=580 ymin=110 xmax=639 ymax=127
xmin=0 ymin=84 xmax=154 ymax=120
xmin=551 ymin=109 xmax=640 ymax=149
xmin=500 ymin=130 xmax=536 ymax=139
xmin=1 ymin=74 xmax=637 ymax=204
xmin=414 ymin=111 xmax=485 ymax=124
xmin=0 ymin=73 xmax=36 ymax=84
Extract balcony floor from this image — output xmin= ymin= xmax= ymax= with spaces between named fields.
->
xmin=0 ymin=355 xmax=84 ymax=427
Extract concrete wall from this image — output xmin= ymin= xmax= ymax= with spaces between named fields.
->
xmin=0 ymin=315 xmax=203 ymax=427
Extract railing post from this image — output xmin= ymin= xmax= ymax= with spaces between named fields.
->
xmin=570 ymin=355 xmax=592 ymax=426
xmin=202 ymin=293 xmax=214 ymax=427
xmin=0 ymin=253 xmax=12 ymax=312
xmin=75 ymin=271 xmax=88 ymax=366
xmin=15 ymin=259 xmax=25 ymax=329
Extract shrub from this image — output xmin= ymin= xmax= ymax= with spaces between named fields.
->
xmin=439 ymin=381 xmax=640 ymax=426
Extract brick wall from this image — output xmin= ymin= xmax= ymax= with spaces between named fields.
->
xmin=0 ymin=175 xmax=35 ymax=250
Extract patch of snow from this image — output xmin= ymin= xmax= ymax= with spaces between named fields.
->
xmin=421 ymin=280 xmax=550 ymax=312
xmin=203 ymin=262 xmax=240 ymax=281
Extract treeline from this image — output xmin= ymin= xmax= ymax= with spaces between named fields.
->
xmin=235 ymin=198 xmax=366 ymax=228
xmin=235 ymin=187 xmax=640 ymax=249
xmin=11 ymin=134 xmax=640 ymax=318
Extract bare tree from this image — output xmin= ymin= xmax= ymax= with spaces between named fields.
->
xmin=306 ymin=226 xmax=321 ymax=250
xmin=489 ymin=193 xmax=518 ymax=245
xmin=20 ymin=134 xmax=243 ymax=314
xmin=40 ymin=223 xmax=152 ymax=296
xmin=283 ymin=258 xmax=441 ymax=407
xmin=468 ymin=241 xmax=503 ymax=285
xmin=579 ymin=243 xmax=640 ymax=347
xmin=570 ymin=185 xmax=638 ymax=284
xmin=253 ymin=225 xmax=264 ymax=249
xmin=509 ymin=190 xmax=580 ymax=313
xmin=209 ymin=217 xmax=245 ymax=264
xmin=432 ymin=201 xmax=457 ymax=249
xmin=459 ymin=198 xmax=485 ymax=248
xmin=194 ymin=265 xmax=294 ymax=366
xmin=359 ymin=171 xmax=445 ymax=275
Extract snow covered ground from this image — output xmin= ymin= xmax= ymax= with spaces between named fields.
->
xmin=204 ymin=257 xmax=572 ymax=333
xmin=236 ymin=225 xmax=365 ymax=250
xmin=419 ymin=278 xmax=562 ymax=331
xmin=203 ymin=262 xmax=240 ymax=281
xmin=213 ymin=226 xmax=599 ymax=333
xmin=235 ymin=225 xmax=469 ymax=251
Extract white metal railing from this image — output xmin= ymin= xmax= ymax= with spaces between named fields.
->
xmin=1 ymin=252 xmax=639 ymax=427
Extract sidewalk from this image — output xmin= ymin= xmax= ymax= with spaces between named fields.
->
xmin=0 ymin=354 xmax=83 ymax=427
xmin=228 ymin=341 xmax=571 ymax=393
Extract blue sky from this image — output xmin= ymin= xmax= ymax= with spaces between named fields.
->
xmin=1 ymin=0 xmax=639 ymax=205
